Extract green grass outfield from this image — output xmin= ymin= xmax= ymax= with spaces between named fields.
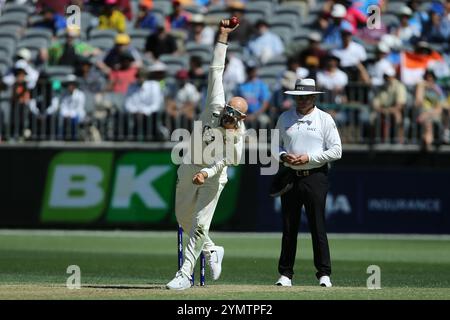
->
xmin=0 ymin=230 xmax=449 ymax=300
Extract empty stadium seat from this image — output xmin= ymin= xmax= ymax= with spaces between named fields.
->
xmin=88 ymin=38 xmax=115 ymax=51
xmin=264 ymin=55 xmax=287 ymax=68
xmin=228 ymin=42 xmax=244 ymax=58
xmin=128 ymin=29 xmax=151 ymax=52
xmin=385 ymin=1 xmax=407 ymax=14
xmin=0 ymin=56 xmax=12 ymax=71
xmin=0 ymin=12 xmax=29 ymax=25
xmin=0 ymin=38 xmax=17 ymax=58
xmin=165 ymin=64 xmax=183 ymax=77
xmin=244 ymin=12 xmax=265 ymax=25
xmin=153 ymin=0 xmax=172 ymax=16
xmin=184 ymin=5 xmax=203 ymax=15
xmin=381 ymin=14 xmax=400 ymax=27
xmin=43 ymin=65 xmax=75 ymax=78
xmin=205 ymin=5 xmax=228 ymax=22
xmin=268 ymin=16 xmax=297 ymax=32
xmin=1 ymin=3 xmax=33 ymax=15
xmin=245 ymin=1 xmax=272 ymax=18
xmin=89 ymin=29 xmax=117 ymax=41
xmin=185 ymin=43 xmax=211 ymax=56
xmin=159 ymin=54 xmax=188 ymax=68
xmin=80 ymin=12 xmax=98 ymax=33
xmin=22 ymin=28 xmax=53 ymax=46
xmin=292 ymin=29 xmax=315 ymax=41
xmin=0 ymin=17 xmax=27 ymax=29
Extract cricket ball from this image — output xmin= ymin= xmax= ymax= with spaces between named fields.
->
xmin=229 ymin=16 xmax=239 ymax=28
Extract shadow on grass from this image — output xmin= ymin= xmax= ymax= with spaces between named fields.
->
xmin=83 ymin=284 xmax=164 ymax=290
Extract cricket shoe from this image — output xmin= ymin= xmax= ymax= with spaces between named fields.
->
xmin=205 ymin=246 xmax=224 ymax=280
xmin=319 ymin=276 xmax=332 ymax=287
xmin=275 ymin=275 xmax=292 ymax=287
xmin=166 ymin=271 xmax=191 ymax=290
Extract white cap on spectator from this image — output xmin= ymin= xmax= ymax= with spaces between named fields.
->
xmin=377 ymin=42 xmax=390 ymax=54
xmin=65 ymin=74 xmax=78 ymax=83
xmin=14 ymin=60 xmax=28 ymax=73
xmin=383 ymin=65 xmax=396 ymax=77
xmin=331 ymin=4 xmax=347 ymax=18
xmin=281 ymin=71 xmax=298 ymax=90
xmin=399 ymin=6 xmax=413 ymax=16
xmin=308 ymin=32 xmax=322 ymax=42
xmin=148 ymin=61 xmax=167 ymax=73
xmin=17 ymin=48 xmax=31 ymax=61
xmin=190 ymin=14 xmax=205 ymax=24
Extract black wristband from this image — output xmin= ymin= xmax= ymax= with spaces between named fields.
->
xmin=217 ymin=40 xmax=228 ymax=45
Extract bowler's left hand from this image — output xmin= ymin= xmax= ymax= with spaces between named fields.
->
xmin=192 ymin=171 xmax=208 ymax=185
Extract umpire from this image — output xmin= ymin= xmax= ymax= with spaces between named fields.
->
xmin=271 ymin=78 xmax=342 ymax=287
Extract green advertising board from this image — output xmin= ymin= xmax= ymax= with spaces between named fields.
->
xmin=41 ymin=151 xmax=241 ymax=226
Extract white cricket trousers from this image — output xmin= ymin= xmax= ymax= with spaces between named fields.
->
xmin=175 ymin=164 xmax=227 ymax=278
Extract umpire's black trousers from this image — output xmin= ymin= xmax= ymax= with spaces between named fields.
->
xmin=278 ymin=166 xmax=331 ymax=280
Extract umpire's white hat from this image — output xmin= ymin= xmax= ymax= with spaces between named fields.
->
xmin=284 ymin=78 xmax=324 ymax=96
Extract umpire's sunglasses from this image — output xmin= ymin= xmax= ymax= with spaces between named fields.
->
xmin=224 ymin=104 xmax=246 ymax=119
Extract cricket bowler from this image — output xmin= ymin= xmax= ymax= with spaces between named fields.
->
xmin=166 ymin=18 xmax=248 ymax=290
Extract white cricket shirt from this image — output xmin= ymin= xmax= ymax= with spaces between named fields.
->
xmin=276 ymin=106 xmax=342 ymax=170
xmin=183 ymin=42 xmax=245 ymax=179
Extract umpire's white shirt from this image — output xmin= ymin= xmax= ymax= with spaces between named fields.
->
xmin=276 ymin=106 xmax=342 ymax=170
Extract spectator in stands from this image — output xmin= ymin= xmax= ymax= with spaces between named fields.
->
xmin=367 ymin=43 xmax=395 ymax=86
xmin=10 ymin=64 xmax=33 ymax=139
xmin=188 ymin=55 xmax=207 ymax=92
xmin=57 ymin=75 xmax=86 ymax=140
xmin=76 ymin=57 xmax=106 ymax=94
xmin=134 ymin=0 xmax=160 ymax=32
xmin=223 ymin=55 xmax=246 ymax=102
xmin=98 ymin=0 xmax=127 ymax=33
xmin=33 ymin=7 xmax=67 ymax=36
xmin=167 ymin=0 xmax=190 ymax=30
xmin=188 ymin=14 xmax=215 ymax=46
xmin=145 ymin=20 xmax=178 ymax=61
xmin=125 ymin=64 xmax=167 ymax=140
xmin=271 ymin=70 xmax=296 ymax=116
xmin=46 ymin=25 xmax=100 ymax=67
xmin=2 ymin=49 xmax=39 ymax=90
xmin=37 ymin=0 xmax=71 ymax=16
xmin=415 ymin=69 xmax=447 ymax=151
xmin=247 ymin=20 xmax=284 ymax=65
xmin=28 ymin=73 xmax=60 ymax=140
xmin=316 ymin=54 xmax=349 ymax=124
xmin=316 ymin=55 xmax=348 ymax=105
xmin=287 ymin=56 xmax=309 ymax=79
xmin=298 ymin=32 xmax=327 ymax=79
xmin=408 ymin=0 xmax=429 ymax=35
xmin=371 ymin=66 xmax=407 ymax=143
xmin=226 ymin=1 xmax=254 ymax=46
xmin=397 ymin=6 xmax=420 ymax=45
xmin=100 ymin=33 xmax=142 ymax=73
xmin=166 ymin=69 xmax=201 ymax=129
xmin=331 ymin=23 xmax=369 ymax=82
xmin=125 ymin=67 xmax=163 ymax=117
xmin=322 ymin=3 xmax=353 ymax=49
xmin=422 ymin=8 xmax=450 ymax=43
xmin=235 ymin=62 xmax=271 ymax=128
xmin=107 ymin=51 xmax=138 ymax=94
xmin=340 ymin=0 xmax=367 ymax=31
xmin=115 ymin=0 xmax=133 ymax=21
xmin=400 ymin=41 xmax=449 ymax=87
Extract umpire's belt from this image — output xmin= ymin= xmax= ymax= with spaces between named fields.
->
xmin=291 ymin=165 xmax=328 ymax=177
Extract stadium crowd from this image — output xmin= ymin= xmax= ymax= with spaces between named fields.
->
xmin=0 ymin=0 xmax=449 ymax=151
